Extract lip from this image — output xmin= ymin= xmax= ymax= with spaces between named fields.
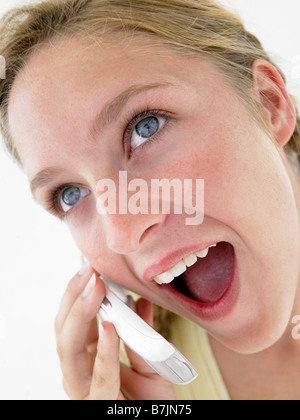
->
xmin=159 ymin=252 xmax=239 ymax=322
xmin=143 ymin=242 xmax=219 ymax=283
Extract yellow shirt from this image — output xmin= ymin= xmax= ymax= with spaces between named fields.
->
xmin=170 ymin=315 xmax=230 ymax=400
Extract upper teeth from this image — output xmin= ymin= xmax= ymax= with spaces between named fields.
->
xmin=153 ymin=244 xmax=217 ymax=285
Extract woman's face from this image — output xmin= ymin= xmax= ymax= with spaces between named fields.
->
xmin=8 ymin=35 xmax=300 ymax=353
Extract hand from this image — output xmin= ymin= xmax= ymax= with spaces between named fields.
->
xmin=55 ymin=265 xmax=177 ymax=400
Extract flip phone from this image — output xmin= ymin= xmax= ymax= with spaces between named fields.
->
xmin=99 ymin=276 xmax=198 ymax=385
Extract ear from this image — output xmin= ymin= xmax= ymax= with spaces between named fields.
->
xmin=252 ymin=59 xmax=296 ymax=147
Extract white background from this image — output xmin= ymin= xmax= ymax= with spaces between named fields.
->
xmin=0 ymin=0 xmax=300 ymax=400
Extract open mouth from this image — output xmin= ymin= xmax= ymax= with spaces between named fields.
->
xmin=171 ymin=242 xmax=235 ymax=304
xmin=153 ymin=242 xmax=236 ymax=317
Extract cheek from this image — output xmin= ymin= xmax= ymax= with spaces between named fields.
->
xmin=67 ymin=211 xmax=105 ymax=264
xmin=211 ymin=126 xmax=299 ymax=287
xmin=68 ymin=214 xmax=132 ymax=285
xmin=192 ymin=117 xmax=297 ymax=239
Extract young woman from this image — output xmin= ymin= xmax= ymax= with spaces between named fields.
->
xmin=1 ymin=0 xmax=300 ymax=400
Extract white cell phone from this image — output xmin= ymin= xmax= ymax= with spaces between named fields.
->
xmin=98 ymin=276 xmax=198 ymax=385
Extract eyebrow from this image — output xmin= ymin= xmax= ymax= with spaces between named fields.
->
xmin=30 ymin=166 xmax=65 ymax=198
xmin=30 ymin=82 xmax=174 ymax=197
xmin=90 ymin=82 xmax=173 ymax=138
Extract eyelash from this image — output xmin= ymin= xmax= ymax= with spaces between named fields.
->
xmin=46 ymin=185 xmax=66 ymax=219
xmin=46 ymin=108 xmax=171 ymax=218
xmin=45 ymin=185 xmax=70 ymax=219
xmin=123 ymin=108 xmax=171 ymax=156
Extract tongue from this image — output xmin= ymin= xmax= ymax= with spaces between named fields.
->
xmin=182 ymin=242 xmax=234 ymax=303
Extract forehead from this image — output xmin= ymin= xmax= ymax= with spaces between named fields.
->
xmin=9 ymin=31 xmax=226 ymax=112
xmin=11 ymin=33 xmax=190 ymax=106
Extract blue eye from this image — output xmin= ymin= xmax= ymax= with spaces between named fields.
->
xmin=60 ymin=186 xmax=90 ymax=213
xmin=131 ymin=116 xmax=166 ymax=150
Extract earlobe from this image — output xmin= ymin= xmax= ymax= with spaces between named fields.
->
xmin=252 ymin=59 xmax=296 ymax=147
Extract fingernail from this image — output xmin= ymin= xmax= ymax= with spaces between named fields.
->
xmin=82 ymin=274 xmax=96 ymax=298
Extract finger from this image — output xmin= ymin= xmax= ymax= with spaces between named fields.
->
xmin=89 ymin=322 xmax=125 ymax=400
xmin=55 ymin=263 xmax=94 ymax=335
xmin=136 ymin=298 xmax=154 ymax=326
xmin=57 ymin=274 xmax=106 ymax=399
xmin=120 ymin=364 xmax=176 ymax=400
xmin=59 ymin=273 xmax=105 ymax=357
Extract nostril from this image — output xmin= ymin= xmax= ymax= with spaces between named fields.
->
xmin=139 ymin=223 xmax=159 ymax=244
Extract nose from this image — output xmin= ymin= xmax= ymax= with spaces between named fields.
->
xmin=96 ymin=176 xmax=166 ymax=255
xmin=100 ymin=212 xmax=166 ymax=255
